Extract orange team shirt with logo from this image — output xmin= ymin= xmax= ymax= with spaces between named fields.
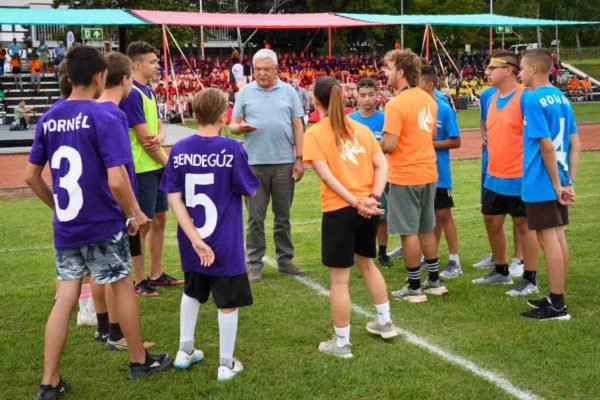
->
xmin=304 ymin=117 xmax=381 ymax=212
xmin=29 ymin=59 xmax=42 ymax=75
xmin=383 ymin=87 xmax=438 ymax=185
xmin=486 ymin=86 xmax=526 ymax=179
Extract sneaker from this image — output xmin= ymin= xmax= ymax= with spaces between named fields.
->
xmin=248 ymin=269 xmax=262 ymax=283
xmin=106 ymin=338 xmax=156 ymax=352
xmin=318 ymin=336 xmax=353 ymax=359
xmin=94 ymin=331 xmax=109 ymax=343
xmin=377 ymin=254 xmax=394 ymax=268
xmin=217 ymin=358 xmax=244 ymax=381
xmin=391 ymin=285 xmax=428 ymax=303
xmin=128 ymin=352 xmax=172 ymax=380
xmin=387 ymin=244 xmax=404 ymax=258
xmin=419 ymin=260 xmax=428 ymax=273
xmin=422 ymin=278 xmax=449 ymax=296
xmin=277 ymin=263 xmax=306 ymax=276
xmin=509 ymin=258 xmax=524 ymax=277
xmin=77 ymin=307 xmax=97 ymax=327
xmin=527 ymin=296 xmax=552 ymax=310
xmin=521 ymin=305 xmax=571 ymax=321
xmin=472 ymin=253 xmax=495 ymax=269
xmin=366 ymin=320 xmax=399 ymax=339
xmin=148 ymin=273 xmax=184 ymax=286
xmin=174 ymin=349 xmax=204 ymax=369
xmin=35 ymin=378 xmax=70 ymax=400
xmin=135 ymin=279 xmax=159 ymax=297
xmin=505 ymin=279 xmax=539 ymax=297
xmin=472 ymin=270 xmax=513 ymax=285
xmin=440 ymin=260 xmax=463 ymax=279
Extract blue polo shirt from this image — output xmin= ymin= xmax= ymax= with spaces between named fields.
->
xmin=348 ymin=110 xmax=385 ymax=141
xmin=435 ymin=99 xmax=460 ymax=189
xmin=232 ymin=78 xmax=304 ymax=165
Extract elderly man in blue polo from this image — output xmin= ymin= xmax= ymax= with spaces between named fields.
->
xmin=230 ymin=48 xmax=305 ymax=283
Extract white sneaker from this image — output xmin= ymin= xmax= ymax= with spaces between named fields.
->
xmin=174 ymin=349 xmax=204 ymax=369
xmin=509 ymin=258 xmax=524 ymax=277
xmin=77 ymin=309 xmax=97 ymax=326
xmin=217 ymin=358 xmax=243 ymax=382
xmin=387 ymin=244 xmax=404 ymax=258
xmin=472 ymin=253 xmax=494 ymax=269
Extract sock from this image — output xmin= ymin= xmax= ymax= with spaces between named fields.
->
xmin=109 ymin=323 xmax=123 ymax=342
xmin=449 ymin=254 xmax=460 ymax=264
xmin=426 ymin=257 xmax=439 ymax=282
xmin=523 ymin=270 xmax=537 ymax=285
xmin=218 ymin=309 xmax=238 ymax=368
xmin=406 ymin=266 xmax=421 ymax=290
xmin=179 ymin=294 xmax=200 ymax=353
xmin=378 ymin=245 xmax=387 ymax=257
xmin=420 ymin=255 xmax=425 ymax=263
xmin=374 ymin=302 xmax=391 ymax=325
xmin=334 ymin=325 xmax=350 ymax=347
xmin=96 ymin=312 xmax=109 ymax=335
xmin=495 ymin=264 xmax=509 ymax=276
xmin=548 ymin=293 xmax=565 ymax=309
xmin=79 ymin=283 xmax=92 ymax=312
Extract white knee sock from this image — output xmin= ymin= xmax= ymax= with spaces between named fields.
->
xmin=179 ymin=294 xmax=200 ymax=354
xmin=334 ymin=325 xmax=350 ymax=347
xmin=374 ymin=302 xmax=391 ymax=325
xmin=218 ymin=309 xmax=239 ymax=368
xmin=79 ymin=283 xmax=93 ymax=312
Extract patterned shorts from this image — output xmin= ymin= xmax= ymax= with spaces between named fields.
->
xmin=55 ymin=231 xmax=131 ymax=284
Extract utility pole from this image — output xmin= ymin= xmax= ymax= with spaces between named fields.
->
xmin=400 ymin=0 xmax=404 ymax=49
xmin=489 ymin=0 xmax=493 ymax=54
xmin=235 ymin=0 xmax=243 ymax=58
xmin=199 ymin=0 xmax=205 ymax=59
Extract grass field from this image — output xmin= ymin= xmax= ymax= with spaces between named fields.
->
xmin=564 ymin=58 xmax=600 ymax=80
xmin=181 ymin=103 xmax=600 ymax=132
xmin=1 ymin=152 xmax=600 ymax=400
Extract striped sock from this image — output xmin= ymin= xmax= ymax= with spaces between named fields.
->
xmin=407 ymin=266 xmax=421 ymax=290
xmin=426 ymin=257 xmax=440 ymax=282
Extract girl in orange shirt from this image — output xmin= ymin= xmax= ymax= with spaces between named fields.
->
xmin=303 ymin=77 xmax=398 ymax=359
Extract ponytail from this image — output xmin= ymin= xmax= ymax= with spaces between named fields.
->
xmin=314 ymin=76 xmax=353 ymax=150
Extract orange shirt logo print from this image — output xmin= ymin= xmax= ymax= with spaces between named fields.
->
xmin=339 ymin=129 xmax=366 ymax=166
xmin=418 ymin=103 xmax=434 ymax=133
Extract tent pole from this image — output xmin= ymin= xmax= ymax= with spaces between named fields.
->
xmin=425 ymin=24 xmax=430 ymax=61
xmin=489 ymin=27 xmax=493 ymax=54
xmin=162 ymin=24 xmax=169 ymax=104
xmin=328 ymin=27 xmax=332 ymax=58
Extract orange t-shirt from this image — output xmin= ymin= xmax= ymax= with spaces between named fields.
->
xmin=383 ymin=87 xmax=438 ymax=185
xmin=486 ymin=87 xmax=525 ymax=179
xmin=304 ymin=117 xmax=381 ymax=212
xmin=582 ymin=79 xmax=592 ymax=89
xmin=29 ymin=59 xmax=43 ymax=75
xmin=568 ymin=78 xmax=580 ymax=89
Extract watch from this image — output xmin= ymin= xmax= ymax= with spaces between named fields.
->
xmin=295 ymin=155 xmax=303 ymax=161
xmin=567 ymin=178 xmax=575 ymax=186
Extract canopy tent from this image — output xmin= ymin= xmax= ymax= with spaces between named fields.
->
xmin=0 ymin=8 xmax=148 ymax=25
xmin=340 ymin=13 xmax=600 ymax=27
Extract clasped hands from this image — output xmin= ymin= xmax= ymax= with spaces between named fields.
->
xmin=355 ymin=197 xmax=385 ymax=219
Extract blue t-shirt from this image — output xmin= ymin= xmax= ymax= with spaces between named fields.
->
xmin=348 ymin=110 xmax=385 ymax=141
xmin=435 ymin=89 xmax=451 ymax=108
xmin=160 ymin=135 xmax=259 ymax=277
xmin=29 ymin=100 xmax=131 ymax=250
xmin=482 ymin=88 xmax=529 ymax=196
xmin=479 ymin=87 xmax=497 ymax=176
xmin=435 ymin=100 xmax=460 ymax=189
xmin=522 ymin=86 xmax=577 ymax=203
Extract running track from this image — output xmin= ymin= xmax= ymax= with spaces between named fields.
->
xmin=1 ymin=123 xmax=599 ymax=189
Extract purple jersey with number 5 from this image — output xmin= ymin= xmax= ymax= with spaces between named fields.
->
xmin=28 ymin=100 xmax=132 ymax=250
xmin=160 ymin=135 xmax=259 ymax=277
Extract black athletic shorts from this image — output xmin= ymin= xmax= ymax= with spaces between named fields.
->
xmin=136 ymin=169 xmax=168 ymax=219
xmin=526 ymin=201 xmax=569 ymax=230
xmin=321 ymin=206 xmax=377 ymax=268
xmin=184 ymin=272 xmax=253 ymax=309
xmin=434 ymin=188 xmax=454 ymax=210
xmin=481 ymin=189 xmax=526 ymax=218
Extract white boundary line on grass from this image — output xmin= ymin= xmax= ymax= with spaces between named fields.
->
xmin=263 ymin=255 xmax=543 ymax=400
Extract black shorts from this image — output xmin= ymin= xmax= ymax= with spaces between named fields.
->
xmin=321 ymin=206 xmax=377 ymax=268
xmin=526 ymin=201 xmax=569 ymax=230
xmin=136 ymin=169 xmax=168 ymax=219
xmin=434 ymin=188 xmax=454 ymax=210
xmin=184 ymin=272 xmax=253 ymax=309
xmin=481 ymin=189 xmax=526 ymax=218
xmin=12 ymin=66 xmax=21 ymax=74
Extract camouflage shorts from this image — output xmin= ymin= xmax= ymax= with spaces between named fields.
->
xmin=55 ymin=231 xmax=131 ymax=284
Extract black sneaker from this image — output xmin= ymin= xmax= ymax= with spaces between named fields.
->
xmin=521 ymin=305 xmax=571 ymax=321
xmin=94 ymin=330 xmax=109 ymax=343
xmin=527 ymin=296 xmax=552 ymax=310
xmin=148 ymin=273 xmax=184 ymax=287
xmin=35 ymin=378 xmax=70 ymax=400
xmin=135 ymin=279 xmax=159 ymax=297
xmin=128 ymin=352 xmax=172 ymax=380
xmin=377 ymin=254 xmax=394 ymax=268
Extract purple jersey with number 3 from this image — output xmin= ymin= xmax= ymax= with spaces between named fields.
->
xmin=29 ymin=100 xmax=132 ymax=250
xmin=160 ymin=135 xmax=259 ymax=277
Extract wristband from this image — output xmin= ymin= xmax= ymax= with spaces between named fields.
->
xmin=368 ymin=193 xmax=380 ymax=202
xmin=295 ymin=155 xmax=303 ymax=161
